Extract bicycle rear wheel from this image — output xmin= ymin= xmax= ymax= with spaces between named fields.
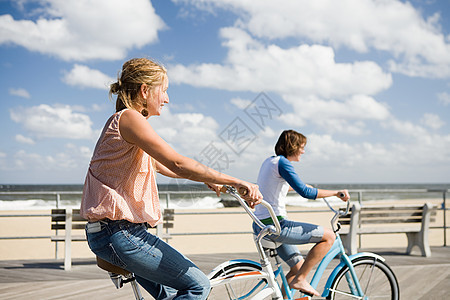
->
xmin=328 ymin=256 xmax=399 ymax=300
xmin=207 ymin=261 xmax=270 ymax=300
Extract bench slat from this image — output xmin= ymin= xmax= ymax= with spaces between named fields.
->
xmin=358 ymin=227 xmax=420 ymax=234
xmin=339 ymin=216 xmax=423 ymax=224
xmin=52 ymin=224 xmax=86 ymax=230
xmin=338 ymin=205 xmax=436 ymax=226
xmin=357 ymin=205 xmax=424 ymax=210
xmin=51 ymin=235 xmax=86 ymax=241
xmin=52 ymin=216 xmax=86 ymax=222
xmin=51 ymin=209 xmax=86 ymax=222
xmin=360 ymin=211 xmax=422 ymax=218
xmin=361 ymin=218 xmax=422 ymax=224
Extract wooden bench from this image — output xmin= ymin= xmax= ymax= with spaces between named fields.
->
xmin=338 ymin=202 xmax=436 ymax=257
xmin=51 ymin=208 xmax=87 ymax=271
xmin=51 ymin=208 xmax=175 ymax=271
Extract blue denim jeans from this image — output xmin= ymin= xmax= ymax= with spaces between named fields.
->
xmin=253 ymin=219 xmax=324 ymax=267
xmin=86 ymin=219 xmax=210 ymax=299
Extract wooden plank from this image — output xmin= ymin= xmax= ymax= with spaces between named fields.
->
xmin=358 ymin=227 xmax=420 ymax=234
xmin=52 ymin=223 xmax=86 ymax=230
xmin=360 ymin=218 xmax=423 ymax=224
xmin=1 ymin=247 xmax=449 ymax=299
xmin=50 ymin=235 xmax=86 ymax=241
xmin=163 ymin=215 xmax=174 ymax=221
xmin=338 ymin=204 xmax=437 ymax=228
xmin=360 ymin=205 xmax=424 ymax=210
xmin=51 ymin=209 xmax=86 ymax=222
xmin=360 ymin=211 xmax=422 ymax=218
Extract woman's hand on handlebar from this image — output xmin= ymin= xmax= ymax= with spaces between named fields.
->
xmin=205 ymin=182 xmax=263 ymax=208
xmin=337 ymin=190 xmax=350 ymax=202
xmin=235 ymin=182 xmax=263 ymax=209
xmin=204 ymin=182 xmax=222 ymax=197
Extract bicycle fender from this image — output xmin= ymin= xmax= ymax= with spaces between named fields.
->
xmin=321 ymin=252 xmax=386 ymax=298
xmin=207 ymin=259 xmax=262 ymax=279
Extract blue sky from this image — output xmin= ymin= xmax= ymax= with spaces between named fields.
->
xmin=0 ymin=0 xmax=449 ymax=184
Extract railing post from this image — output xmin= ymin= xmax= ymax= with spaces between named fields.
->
xmin=165 ymin=193 xmax=171 ymax=243
xmin=358 ymin=191 xmax=362 ymax=249
xmin=55 ymin=193 xmax=61 ymax=259
xmin=64 ymin=208 xmax=72 ymax=271
xmin=443 ymin=191 xmax=447 ymax=247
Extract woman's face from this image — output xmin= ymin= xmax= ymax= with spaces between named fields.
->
xmin=288 ymin=143 xmax=306 ymax=162
xmin=146 ymin=77 xmax=169 ymax=117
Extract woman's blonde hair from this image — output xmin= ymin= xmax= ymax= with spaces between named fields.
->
xmin=109 ymin=58 xmax=167 ymax=114
xmin=274 ymin=130 xmax=307 ymax=157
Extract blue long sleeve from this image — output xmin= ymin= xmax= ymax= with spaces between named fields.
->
xmin=278 ymin=156 xmax=318 ymax=199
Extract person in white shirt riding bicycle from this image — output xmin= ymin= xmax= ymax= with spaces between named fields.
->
xmin=253 ymin=129 xmax=350 ymax=296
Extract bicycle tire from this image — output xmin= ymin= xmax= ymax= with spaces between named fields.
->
xmin=327 ymin=256 xmax=399 ymax=300
xmin=207 ymin=261 xmax=270 ymax=300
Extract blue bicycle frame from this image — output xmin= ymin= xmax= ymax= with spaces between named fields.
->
xmin=240 ymin=234 xmax=385 ymax=299
xmin=214 ymin=186 xmax=389 ymax=300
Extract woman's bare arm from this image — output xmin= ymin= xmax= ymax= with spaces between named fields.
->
xmin=119 ymin=109 xmax=262 ymax=204
xmin=154 ymin=160 xmax=181 ymax=178
xmin=316 ymin=189 xmax=350 ymax=201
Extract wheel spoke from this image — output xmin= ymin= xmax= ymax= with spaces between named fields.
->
xmin=328 ymin=257 xmax=399 ymax=300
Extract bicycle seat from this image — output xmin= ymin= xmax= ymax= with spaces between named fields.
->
xmin=96 ymin=256 xmax=131 ymax=276
xmin=254 ymin=235 xmax=282 ymax=249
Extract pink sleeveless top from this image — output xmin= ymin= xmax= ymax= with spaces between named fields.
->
xmin=80 ymin=109 xmax=161 ymax=226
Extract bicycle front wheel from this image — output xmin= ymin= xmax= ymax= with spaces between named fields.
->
xmin=207 ymin=261 xmax=270 ymax=300
xmin=328 ymin=256 xmax=399 ymax=300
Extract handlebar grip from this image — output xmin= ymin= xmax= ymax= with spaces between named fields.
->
xmin=220 ymin=185 xmax=248 ymax=196
xmin=238 ymin=187 xmax=248 ymax=196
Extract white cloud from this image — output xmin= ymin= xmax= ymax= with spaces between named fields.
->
xmin=150 ymin=108 xmax=220 ymax=155
xmin=9 ymin=88 xmax=30 ymax=99
xmin=230 ymin=97 xmax=251 ymax=109
xmin=10 ymin=104 xmax=95 ymax=139
xmin=62 ymin=64 xmax=114 ymax=89
xmin=182 ymin=0 xmax=450 ymax=78
xmin=437 ymin=92 xmax=450 ymax=106
xmin=169 ymin=27 xmax=393 ymax=135
xmin=282 ymin=94 xmax=391 ymax=135
xmin=420 ymin=113 xmax=445 ymax=130
xmin=301 ymin=132 xmax=450 ymax=182
xmin=7 ymin=143 xmax=92 ymax=172
xmin=0 ymin=0 xmax=166 ymax=61
xmin=384 ymin=118 xmax=425 ymax=137
xmin=15 ymin=134 xmax=35 ymax=145
xmin=169 ymin=27 xmax=392 ymax=98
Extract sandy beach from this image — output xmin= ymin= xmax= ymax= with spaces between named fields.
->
xmin=0 ymin=198 xmax=447 ymax=261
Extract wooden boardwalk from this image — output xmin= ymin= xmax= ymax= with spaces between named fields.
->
xmin=0 ymin=246 xmax=449 ymax=299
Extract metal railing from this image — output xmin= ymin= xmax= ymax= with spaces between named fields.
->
xmin=0 ymin=188 xmax=449 ymax=248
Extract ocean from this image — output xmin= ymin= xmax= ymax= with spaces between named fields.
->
xmin=0 ymin=183 xmax=448 ymax=211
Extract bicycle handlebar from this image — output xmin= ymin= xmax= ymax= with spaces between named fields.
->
xmin=322 ymin=196 xmax=351 ymax=233
xmin=220 ymin=185 xmax=281 ymax=236
xmin=220 ymin=185 xmax=350 ymax=236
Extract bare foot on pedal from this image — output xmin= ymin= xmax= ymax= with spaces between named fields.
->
xmin=290 ymin=278 xmax=320 ymax=297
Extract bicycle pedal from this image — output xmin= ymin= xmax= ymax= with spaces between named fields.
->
xmin=108 ymin=272 xmax=124 ymax=289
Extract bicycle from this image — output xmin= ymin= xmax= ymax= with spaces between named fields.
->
xmin=97 ymin=185 xmax=399 ymax=299
xmin=206 ymin=185 xmax=400 ymax=299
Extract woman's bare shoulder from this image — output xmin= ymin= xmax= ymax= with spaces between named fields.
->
xmin=120 ymin=108 xmax=142 ymax=119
